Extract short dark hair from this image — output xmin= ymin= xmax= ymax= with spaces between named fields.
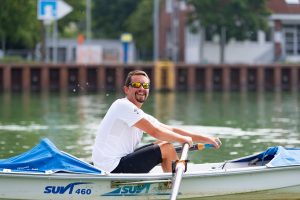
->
xmin=124 ymin=70 xmax=150 ymax=86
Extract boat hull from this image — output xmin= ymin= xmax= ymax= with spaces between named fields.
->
xmin=1 ymin=164 xmax=300 ymax=199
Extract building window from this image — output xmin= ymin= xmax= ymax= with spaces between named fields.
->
xmin=205 ymin=28 xmax=213 ymax=41
xmin=283 ymin=25 xmax=300 ymax=56
xmin=265 ymin=29 xmax=272 ymax=42
xmin=166 ymin=0 xmax=172 ymax=13
xmin=103 ymin=48 xmax=120 ymax=62
xmin=166 ymin=30 xmax=173 ymax=59
xmin=297 ymin=26 xmax=300 ymax=54
xmin=72 ymin=48 xmax=76 ymax=61
xmin=205 ymin=27 xmax=258 ymax=42
xmin=248 ymin=31 xmax=258 ymax=41
xmin=285 ymin=32 xmax=295 ymax=55
xmin=57 ymin=47 xmax=66 ymax=63
xmin=49 ymin=47 xmax=66 ymax=62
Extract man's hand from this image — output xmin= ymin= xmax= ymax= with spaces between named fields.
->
xmin=211 ymin=137 xmax=222 ymax=149
xmin=182 ymin=136 xmax=193 ymax=147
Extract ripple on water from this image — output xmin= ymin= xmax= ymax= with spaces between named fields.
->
xmin=0 ymin=124 xmax=82 ymax=132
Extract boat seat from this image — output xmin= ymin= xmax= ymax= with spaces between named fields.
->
xmin=248 ymin=158 xmax=270 ymax=166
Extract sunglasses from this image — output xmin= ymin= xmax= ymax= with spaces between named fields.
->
xmin=129 ymin=82 xmax=150 ymax=89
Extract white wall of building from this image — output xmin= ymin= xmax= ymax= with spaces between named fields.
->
xmin=203 ymin=42 xmax=274 ymax=64
xmin=184 ymin=27 xmax=201 ymax=64
xmin=36 ymin=39 xmax=135 ymax=64
xmin=184 ymin=28 xmax=274 ymax=64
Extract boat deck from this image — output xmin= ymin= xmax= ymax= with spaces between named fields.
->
xmin=150 ymin=160 xmax=269 ymax=174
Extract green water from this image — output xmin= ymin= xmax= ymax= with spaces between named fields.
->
xmin=0 ymin=91 xmax=299 ymax=164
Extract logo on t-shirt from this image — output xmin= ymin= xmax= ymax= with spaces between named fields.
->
xmin=134 ymin=108 xmax=140 ymax=115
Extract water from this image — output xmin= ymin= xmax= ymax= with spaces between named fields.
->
xmin=0 ymin=91 xmax=299 ymax=163
xmin=0 ymin=91 xmax=299 ymax=199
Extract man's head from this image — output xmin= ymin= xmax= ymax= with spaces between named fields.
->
xmin=124 ymin=70 xmax=150 ymax=107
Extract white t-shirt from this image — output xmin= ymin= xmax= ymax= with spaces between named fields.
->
xmin=92 ymin=98 xmax=159 ymax=172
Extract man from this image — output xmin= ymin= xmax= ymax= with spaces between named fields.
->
xmin=92 ymin=70 xmax=221 ymax=173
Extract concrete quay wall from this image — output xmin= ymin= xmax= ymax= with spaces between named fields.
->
xmin=0 ymin=63 xmax=299 ymax=92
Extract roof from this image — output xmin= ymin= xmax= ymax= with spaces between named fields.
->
xmin=267 ymin=0 xmax=300 ymax=14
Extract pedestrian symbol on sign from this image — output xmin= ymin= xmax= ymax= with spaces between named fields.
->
xmin=38 ymin=0 xmax=72 ymax=21
xmin=38 ymin=0 xmax=57 ymax=20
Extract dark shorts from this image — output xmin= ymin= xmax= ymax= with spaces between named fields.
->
xmin=111 ymin=143 xmax=162 ymax=173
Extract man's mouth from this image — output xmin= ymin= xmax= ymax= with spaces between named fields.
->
xmin=135 ymin=91 xmax=147 ymax=102
xmin=136 ymin=91 xmax=146 ymax=97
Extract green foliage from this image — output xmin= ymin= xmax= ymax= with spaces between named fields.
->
xmin=0 ymin=0 xmax=273 ymax=63
xmin=126 ymin=0 xmax=153 ymax=60
xmin=0 ymin=55 xmax=36 ymax=64
xmin=187 ymin=0 xmax=271 ymax=41
xmin=0 ymin=0 xmax=41 ymax=49
xmin=0 ymin=0 xmax=86 ymax=49
xmin=92 ymin=0 xmax=139 ymax=38
xmin=92 ymin=0 xmax=153 ymax=60
xmin=59 ymin=0 xmax=86 ymax=37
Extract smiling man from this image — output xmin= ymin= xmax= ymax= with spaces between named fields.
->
xmin=92 ymin=70 xmax=221 ymax=173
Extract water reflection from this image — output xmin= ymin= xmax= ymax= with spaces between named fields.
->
xmin=0 ymin=91 xmax=299 ymax=165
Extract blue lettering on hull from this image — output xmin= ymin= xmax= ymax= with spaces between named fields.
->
xmin=44 ymin=182 xmax=92 ymax=195
xmin=103 ymin=184 xmax=151 ymax=196
xmin=103 ymin=183 xmax=171 ymax=196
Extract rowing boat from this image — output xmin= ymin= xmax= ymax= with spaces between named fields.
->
xmin=1 ymin=138 xmax=300 ymax=200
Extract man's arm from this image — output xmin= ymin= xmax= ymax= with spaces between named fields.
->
xmin=159 ymin=124 xmax=221 ymax=148
xmin=134 ymin=118 xmax=193 ymax=146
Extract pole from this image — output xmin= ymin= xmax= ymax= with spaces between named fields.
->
xmin=153 ymin=0 xmax=159 ymax=61
xmin=220 ymin=26 xmax=226 ymax=64
xmin=123 ymin=42 xmax=129 ymax=64
xmin=171 ymin=0 xmax=179 ymax=62
xmin=52 ymin=19 xmax=58 ymax=64
xmin=86 ymin=0 xmax=91 ymax=41
xmin=1 ymin=34 xmax=5 ymax=56
xmin=44 ymin=21 xmax=51 ymax=63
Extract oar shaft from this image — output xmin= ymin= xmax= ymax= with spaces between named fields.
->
xmin=175 ymin=143 xmax=213 ymax=153
xmin=170 ymin=143 xmax=190 ymax=200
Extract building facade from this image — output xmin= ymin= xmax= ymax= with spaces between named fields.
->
xmin=158 ymin=0 xmax=300 ymax=64
xmin=36 ymin=38 xmax=136 ymax=64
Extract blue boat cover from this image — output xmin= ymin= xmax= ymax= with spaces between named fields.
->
xmin=232 ymin=146 xmax=300 ymax=167
xmin=0 ymin=138 xmax=104 ymax=174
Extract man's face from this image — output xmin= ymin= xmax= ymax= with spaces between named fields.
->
xmin=124 ymin=75 xmax=150 ymax=106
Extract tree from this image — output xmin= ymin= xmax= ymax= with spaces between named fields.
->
xmin=59 ymin=0 xmax=87 ymax=38
xmin=0 ymin=0 xmax=40 ymax=53
xmin=0 ymin=0 xmax=154 ymax=61
xmin=187 ymin=0 xmax=271 ymax=63
xmin=92 ymin=0 xmax=153 ymax=61
xmin=126 ymin=0 xmax=153 ymax=61
xmin=0 ymin=0 xmax=86 ymax=54
xmin=92 ymin=0 xmax=139 ymax=39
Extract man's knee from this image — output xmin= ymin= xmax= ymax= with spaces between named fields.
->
xmin=158 ymin=142 xmax=176 ymax=159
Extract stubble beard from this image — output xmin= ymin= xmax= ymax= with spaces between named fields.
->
xmin=135 ymin=91 xmax=148 ymax=103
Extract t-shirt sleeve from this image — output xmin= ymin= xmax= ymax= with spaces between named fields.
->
xmin=114 ymin=100 xmax=145 ymax=127
xmin=144 ymin=113 xmax=160 ymax=125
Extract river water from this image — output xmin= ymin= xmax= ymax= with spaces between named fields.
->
xmin=0 ymin=91 xmax=299 ymax=199
xmin=1 ymin=91 xmax=299 ymax=163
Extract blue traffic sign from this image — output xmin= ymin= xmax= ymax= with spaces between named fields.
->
xmin=38 ymin=0 xmax=72 ymax=21
xmin=38 ymin=0 xmax=57 ymax=20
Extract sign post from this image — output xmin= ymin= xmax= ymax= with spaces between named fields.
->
xmin=37 ymin=0 xmax=72 ymax=63
xmin=120 ymin=33 xmax=133 ymax=64
xmin=38 ymin=0 xmax=72 ymax=21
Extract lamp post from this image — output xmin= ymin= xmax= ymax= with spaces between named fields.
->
xmin=121 ymin=33 xmax=133 ymax=64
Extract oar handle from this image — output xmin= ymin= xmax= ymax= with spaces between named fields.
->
xmin=170 ymin=143 xmax=190 ymax=200
xmin=175 ymin=143 xmax=213 ymax=153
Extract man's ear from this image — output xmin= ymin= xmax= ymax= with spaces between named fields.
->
xmin=123 ymin=86 xmax=129 ymax=94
